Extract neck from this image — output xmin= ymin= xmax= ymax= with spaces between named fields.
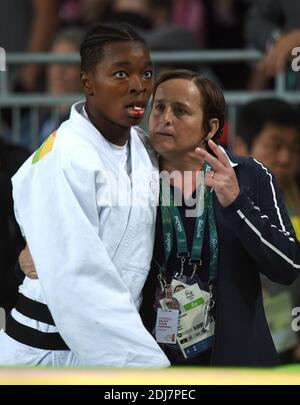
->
xmin=85 ymin=103 xmax=130 ymax=146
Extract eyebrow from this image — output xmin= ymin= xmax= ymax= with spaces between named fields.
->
xmin=111 ymin=60 xmax=153 ymax=68
xmin=154 ymin=99 xmax=189 ymax=108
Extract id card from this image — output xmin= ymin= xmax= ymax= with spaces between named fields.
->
xmin=177 ymin=303 xmax=215 ymax=358
xmin=155 ymin=308 xmax=179 ymax=344
xmin=159 ymin=282 xmax=214 ymax=358
xmin=174 ymin=284 xmax=214 ymax=358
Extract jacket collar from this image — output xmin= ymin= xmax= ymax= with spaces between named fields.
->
xmin=219 ymin=146 xmax=240 ymax=168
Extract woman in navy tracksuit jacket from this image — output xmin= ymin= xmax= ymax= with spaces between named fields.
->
xmin=141 ymin=153 xmax=300 ymax=367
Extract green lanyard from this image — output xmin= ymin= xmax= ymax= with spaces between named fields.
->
xmin=160 ymin=162 xmax=218 ymax=283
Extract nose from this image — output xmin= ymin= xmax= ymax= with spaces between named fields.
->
xmin=162 ymin=106 xmax=173 ymax=126
xmin=129 ymin=74 xmax=145 ymax=94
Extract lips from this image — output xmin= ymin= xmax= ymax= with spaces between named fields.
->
xmin=155 ymin=131 xmax=174 ymax=137
xmin=126 ymin=102 xmax=146 ymax=118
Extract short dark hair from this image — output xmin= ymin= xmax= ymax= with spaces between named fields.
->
xmin=152 ymin=69 xmax=225 ymax=142
xmin=80 ymin=22 xmax=147 ymax=73
xmin=236 ymin=98 xmax=300 ymax=150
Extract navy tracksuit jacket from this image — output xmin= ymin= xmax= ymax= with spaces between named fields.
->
xmin=141 ymin=155 xmax=300 ymax=367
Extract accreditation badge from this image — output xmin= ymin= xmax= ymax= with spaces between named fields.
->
xmin=158 ymin=280 xmax=215 ymax=359
xmin=155 ymin=308 xmax=179 ymax=344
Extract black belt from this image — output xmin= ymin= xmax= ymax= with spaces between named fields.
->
xmin=15 ymin=293 xmax=55 ymax=325
xmin=5 ymin=294 xmax=69 ymax=351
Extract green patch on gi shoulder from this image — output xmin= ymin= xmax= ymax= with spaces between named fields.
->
xmin=32 ymin=131 xmax=57 ymax=164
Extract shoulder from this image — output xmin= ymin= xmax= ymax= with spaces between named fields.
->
xmin=132 ymin=126 xmax=152 ymax=151
xmin=229 ymin=153 xmax=277 ymax=197
xmin=48 ymin=102 xmax=108 ymax=172
xmin=240 ymin=157 xmax=275 ymax=180
xmin=132 ymin=126 xmax=157 ymax=163
xmin=51 ymin=122 xmax=104 ymax=173
xmin=229 ymin=153 xmax=271 ymax=177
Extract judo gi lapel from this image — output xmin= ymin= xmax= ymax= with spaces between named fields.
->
xmin=66 ymin=102 xmax=132 ymax=260
xmin=129 ymin=127 xmax=159 ymax=221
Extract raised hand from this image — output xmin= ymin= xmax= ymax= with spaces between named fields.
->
xmin=195 ymin=140 xmax=240 ymax=207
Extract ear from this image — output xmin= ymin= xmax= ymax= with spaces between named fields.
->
xmin=205 ymin=118 xmax=219 ymax=141
xmin=233 ymin=136 xmax=248 ymax=156
xmin=80 ymin=71 xmax=94 ymax=96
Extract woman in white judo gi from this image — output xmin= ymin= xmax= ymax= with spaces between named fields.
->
xmin=0 ymin=23 xmax=170 ymax=368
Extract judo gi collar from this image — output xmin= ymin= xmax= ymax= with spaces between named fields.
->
xmin=69 ymin=101 xmax=132 ymax=152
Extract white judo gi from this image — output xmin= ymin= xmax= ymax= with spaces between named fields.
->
xmin=0 ymin=101 xmax=170 ymax=368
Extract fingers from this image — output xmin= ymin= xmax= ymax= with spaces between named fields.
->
xmin=195 ymin=140 xmax=230 ymax=171
xmin=195 ymin=147 xmax=221 ymax=172
xmin=204 ymin=170 xmax=216 ymax=189
xmin=204 ymin=170 xmax=227 ymax=189
xmin=19 ymin=246 xmax=38 ymax=279
xmin=205 ymin=170 xmax=240 ymax=207
xmin=27 ymin=271 xmax=38 ymax=280
xmin=207 ymin=140 xmax=231 ymax=167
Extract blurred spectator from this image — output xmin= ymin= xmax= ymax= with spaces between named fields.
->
xmin=0 ymin=139 xmax=30 ymax=311
xmin=173 ymin=0 xmax=206 ymax=48
xmin=245 ymin=0 xmax=300 ymax=89
xmin=4 ymin=27 xmax=84 ymax=148
xmin=143 ymin=25 xmax=220 ymax=84
xmin=235 ymin=98 xmax=300 ymax=212
xmin=59 ymin=0 xmax=111 ymax=27
xmin=144 ymin=24 xmax=199 ymax=53
xmin=151 ymin=0 xmax=174 ymax=28
xmin=234 ymin=98 xmax=300 ymax=363
xmin=59 ymin=0 xmax=83 ymax=26
xmin=80 ymin=0 xmax=111 ymax=24
xmin=113 ymin=0 xmax=151 ymax=16
xmin=0 ymin=0 xmax=59 ymax=92
xmin=107 ymin=0 xmax=156 ymax=30
xmin=101 ymin=0 xmax=216 ymax=81
xmin=106 ymin=0 xmax=175 ymax=31
xmin=203 ymin=0 xmax=251 ymax=89
xmin=205 ymin=0 xmax=250 ymax=49
xmin=39 ymin=27 xmax=84 ymax=142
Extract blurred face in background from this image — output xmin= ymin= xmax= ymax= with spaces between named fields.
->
xmin=250 ymin=123 xmax=300 ymax=187
xmin=48 ymin=40 xmax=81 ymax=94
